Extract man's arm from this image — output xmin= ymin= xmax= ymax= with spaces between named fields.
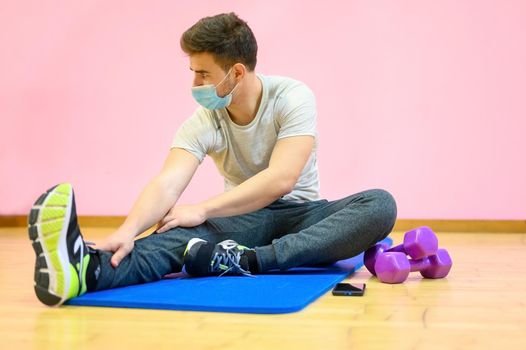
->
xmin=203 ymin=135 xmax=315 ymax=217
xmin=157 ymin=135 xmax=314 ymax=232
xmin=96 ymin=148 xmax=199 ymax=266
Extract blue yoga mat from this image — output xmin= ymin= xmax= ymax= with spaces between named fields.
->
xmin=67 ymin=237 xmax=392 ymax=314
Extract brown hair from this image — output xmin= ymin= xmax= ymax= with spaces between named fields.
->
xmin=180 ymin=13 xmax=258 ymax=71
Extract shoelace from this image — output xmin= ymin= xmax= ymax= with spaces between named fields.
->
xmin=210 ymin=246 xmax=253 ymax=277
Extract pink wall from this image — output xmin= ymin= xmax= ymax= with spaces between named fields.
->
xmin=1 ymin=1 xmax=525 ymax=219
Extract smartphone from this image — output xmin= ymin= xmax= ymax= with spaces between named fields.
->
xmin=332 ymin=283 xmax=366 ymax=296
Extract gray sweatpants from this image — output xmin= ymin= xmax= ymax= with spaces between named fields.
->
xmin=94 ymin=189 xmax=397 ymax=291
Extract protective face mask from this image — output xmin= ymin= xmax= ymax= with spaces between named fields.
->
xmin=191 ymin=69 xmax=239 ymax=110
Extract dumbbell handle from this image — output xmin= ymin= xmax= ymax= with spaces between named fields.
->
xmin=408 ymin=257 xmax=431 ymax=272
xmin=386 ymin=244 xmax=407 ymax=254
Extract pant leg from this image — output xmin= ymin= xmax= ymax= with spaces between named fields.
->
xmin=256 ymin=189 xmax=397 ymax=271
xmin=94 ymin=204 xmax=277 ymax=291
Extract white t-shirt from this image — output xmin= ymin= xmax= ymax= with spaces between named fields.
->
xmin=171 ymin=74 xmax=320 ymax=202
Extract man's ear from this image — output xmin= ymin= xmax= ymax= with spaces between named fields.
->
xmin=232 ymin=63 xmax=246 ymax=80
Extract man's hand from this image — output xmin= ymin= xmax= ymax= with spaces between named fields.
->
xmin=95 ymin=229 xmax=136 ymax=268
xmin=156 ymin=203 xmax=208 ymax=233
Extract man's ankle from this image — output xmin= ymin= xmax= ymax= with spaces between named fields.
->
xmin=85 ymin=250 xmax=101 ymax=292
xmin=255 ymin=245 xmax=278 ymax=272
xmin=244 ymin=249 xmax=259 ymax=274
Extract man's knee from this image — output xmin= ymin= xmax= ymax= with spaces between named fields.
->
xmin=365 ymin=189 xmax=397 ymax=234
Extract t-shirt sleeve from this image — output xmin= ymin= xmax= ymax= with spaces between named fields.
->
xmin=276 ymin=82 xmax=317 ymax=140
xmin=170 ymin=109 xmax=216 ymax=164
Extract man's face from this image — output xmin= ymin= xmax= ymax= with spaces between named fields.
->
xmin=189 ymin=53 xmax=234 ymax=97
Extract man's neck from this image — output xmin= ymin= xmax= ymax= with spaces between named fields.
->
xmin=226 ymin=73 xmax=262 ymax=126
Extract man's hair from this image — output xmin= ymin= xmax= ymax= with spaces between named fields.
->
xmin=180 ymin=13 xmax=258 ymax=71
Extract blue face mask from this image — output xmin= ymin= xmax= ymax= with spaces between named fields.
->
xmin=191 ymin=69 xmax=239 ymax=110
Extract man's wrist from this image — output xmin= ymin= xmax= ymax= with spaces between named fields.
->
xmin=199 ymin=201 xmax=213 ymax=220
xmin=118 ymin=221 xmax=141 ymax=238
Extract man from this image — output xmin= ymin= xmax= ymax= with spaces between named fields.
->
xmin=28 ymin=13 xmax=397 ymax=306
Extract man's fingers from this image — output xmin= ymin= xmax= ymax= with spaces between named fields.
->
xmin=111 ymin=244 xmax=131 ymax=268
xmin=157 ymin=219 xmax=178 ymax=233
xmin=162 ymin=214 xmax=173 ymax=225
xmin=155 ymin=216 xmax=171 ymax=233
xmin=94 ymin=240 xmax=112 ymax=252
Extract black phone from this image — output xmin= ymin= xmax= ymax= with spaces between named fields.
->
xmin=332 ymin=283 xmax=366 ymax=296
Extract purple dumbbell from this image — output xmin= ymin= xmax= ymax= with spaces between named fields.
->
xmin=375 ymin=249 xmax=453 ymax=284
xmin=364 ymin=226 xmax=438 ymax=276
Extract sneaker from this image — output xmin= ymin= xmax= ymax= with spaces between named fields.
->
xmin=182 ymin=238 xmax=254 ymax=277
xmin=28 ymin=183 xmax=93 ymax=306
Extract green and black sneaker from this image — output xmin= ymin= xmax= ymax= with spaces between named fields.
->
xmin=182 ymin=238 xmax=255 ymax=277
xmin=28 ymin=183 xmax=94 ymax=306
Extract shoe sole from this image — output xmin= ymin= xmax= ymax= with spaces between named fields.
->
xmin=28 ymin=183 xmax=74 ymax=306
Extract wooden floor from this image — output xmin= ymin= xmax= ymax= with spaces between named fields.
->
xmin=1 ymin=227 xmax=525 ymax=349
